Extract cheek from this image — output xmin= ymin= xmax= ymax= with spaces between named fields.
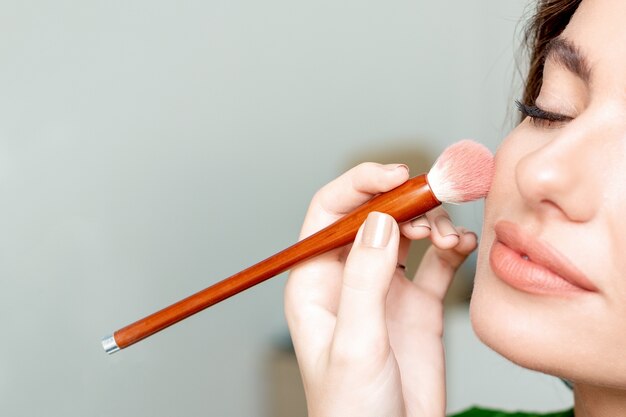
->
xmin=470 ymin=131 xmax=527 ymax=360
xmin=602 ymin=153 xmax=626 ymax=285
xmin=470 ymin=129 xmax=626 ymax=388
xmin=480 ymin=128 xmax=532 ymax=223
xmin=473 ymin=128 xmax=528 ymax=283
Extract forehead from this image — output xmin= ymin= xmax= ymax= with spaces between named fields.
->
xmin=561 ymin=0 xmax=626 ymax=78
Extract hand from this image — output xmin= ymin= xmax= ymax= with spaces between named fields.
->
xmin=284 ymin=163 xmax=478 ymax=417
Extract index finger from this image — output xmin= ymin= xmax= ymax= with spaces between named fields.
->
xmin=299 ymin=163 xmax=409 ymax=239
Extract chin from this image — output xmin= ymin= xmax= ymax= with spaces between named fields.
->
xmin=470 ymin=257 xmax=554 ymax=373
xmin=470 ymin=240 xmax=626 ymax=390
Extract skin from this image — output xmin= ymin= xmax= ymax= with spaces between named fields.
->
xmin=285 ymin=0 xmax=626 ymax=416
xmin=472 ymin=0 xmax=626 ymax=415
xmin=285 ymin=163 xmax=475 ymax=417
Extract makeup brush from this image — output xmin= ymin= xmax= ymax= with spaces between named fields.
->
xmin=102 ymin=139 xmax=494 ymax=354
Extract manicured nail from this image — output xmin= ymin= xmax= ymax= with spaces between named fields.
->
xmin=410 ymin=216 xmax=431 ymax=229
xmin=385 ymin=163 xmax=409 ymax=175
xmin=396 ymin=164 xmax=409 ymax=175
xmin=434 ymin=216 xmax=459 ymax=237
xmin=362 ymin=212 xmax=392 ymax=248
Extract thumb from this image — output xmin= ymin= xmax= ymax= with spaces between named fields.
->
xmin=332 ymin=212 xmax=399 ymax=354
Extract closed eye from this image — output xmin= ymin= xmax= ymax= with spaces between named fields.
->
xmin=515 ymin=100 xmax=573 ymax=128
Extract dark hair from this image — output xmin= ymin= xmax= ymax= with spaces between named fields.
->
xmin=521 ymin=0 xmax=582 ymax=113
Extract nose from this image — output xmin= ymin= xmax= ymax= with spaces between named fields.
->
xmin=515 ymin=132 xmax=602 ymax=222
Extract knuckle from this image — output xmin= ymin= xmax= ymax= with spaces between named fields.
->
xmin=309 ymin=188 xmax=326 ymax=207
xmin=351 ymin=163 xmax=385 ymax=189
xmin=354 ymin=161 xmax=380 ymax=172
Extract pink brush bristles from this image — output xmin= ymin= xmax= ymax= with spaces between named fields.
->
xmin=426 ymin=140 xmax=495 ymax=204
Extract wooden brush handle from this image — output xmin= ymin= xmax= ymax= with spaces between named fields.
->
xmin=105 ymin=174 xmax=439 ymax=352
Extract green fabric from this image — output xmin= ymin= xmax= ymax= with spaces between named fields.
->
xmin=449 ymin=407 xmax=574 ymax=417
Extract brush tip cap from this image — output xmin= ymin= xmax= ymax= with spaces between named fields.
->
xmin=102 ymin=334 xmax=120 ymax=354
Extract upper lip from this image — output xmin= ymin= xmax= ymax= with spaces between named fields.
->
xmin=494 ymin=220 xmax=598 ymax=292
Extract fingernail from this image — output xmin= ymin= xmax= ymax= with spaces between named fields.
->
xmin=396 ymin=164 xmax=409 ymax=175
xmin=410 ymin=216 xmax=431 ymax=229
xmin=385 ymin=163 xmax=409 ymax=175
xmin=434 ymin=216 xmax=459 ymax=237
xmin=362 ymin=212 xmax=392 ymax=248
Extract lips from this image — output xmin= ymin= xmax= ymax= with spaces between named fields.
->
xmin=489 ymin=221 xmax=598 ymax=295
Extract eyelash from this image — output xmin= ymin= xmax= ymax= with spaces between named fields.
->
xmin=515 ymin=100 xmax=573 ymax=128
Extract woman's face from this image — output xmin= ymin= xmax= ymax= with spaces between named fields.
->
xmin=472 ymin=0 xmax=626 ymax=388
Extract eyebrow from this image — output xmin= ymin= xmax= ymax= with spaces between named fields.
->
xmin=544 ymin=36 xmax=591 ymax=83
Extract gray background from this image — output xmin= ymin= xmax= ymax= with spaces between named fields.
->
xmin=0 ymin=1 xmax=573 ymax=416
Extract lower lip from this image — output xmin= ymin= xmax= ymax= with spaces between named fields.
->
xmin=489 ymin=241 xmax=587 ymax=295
